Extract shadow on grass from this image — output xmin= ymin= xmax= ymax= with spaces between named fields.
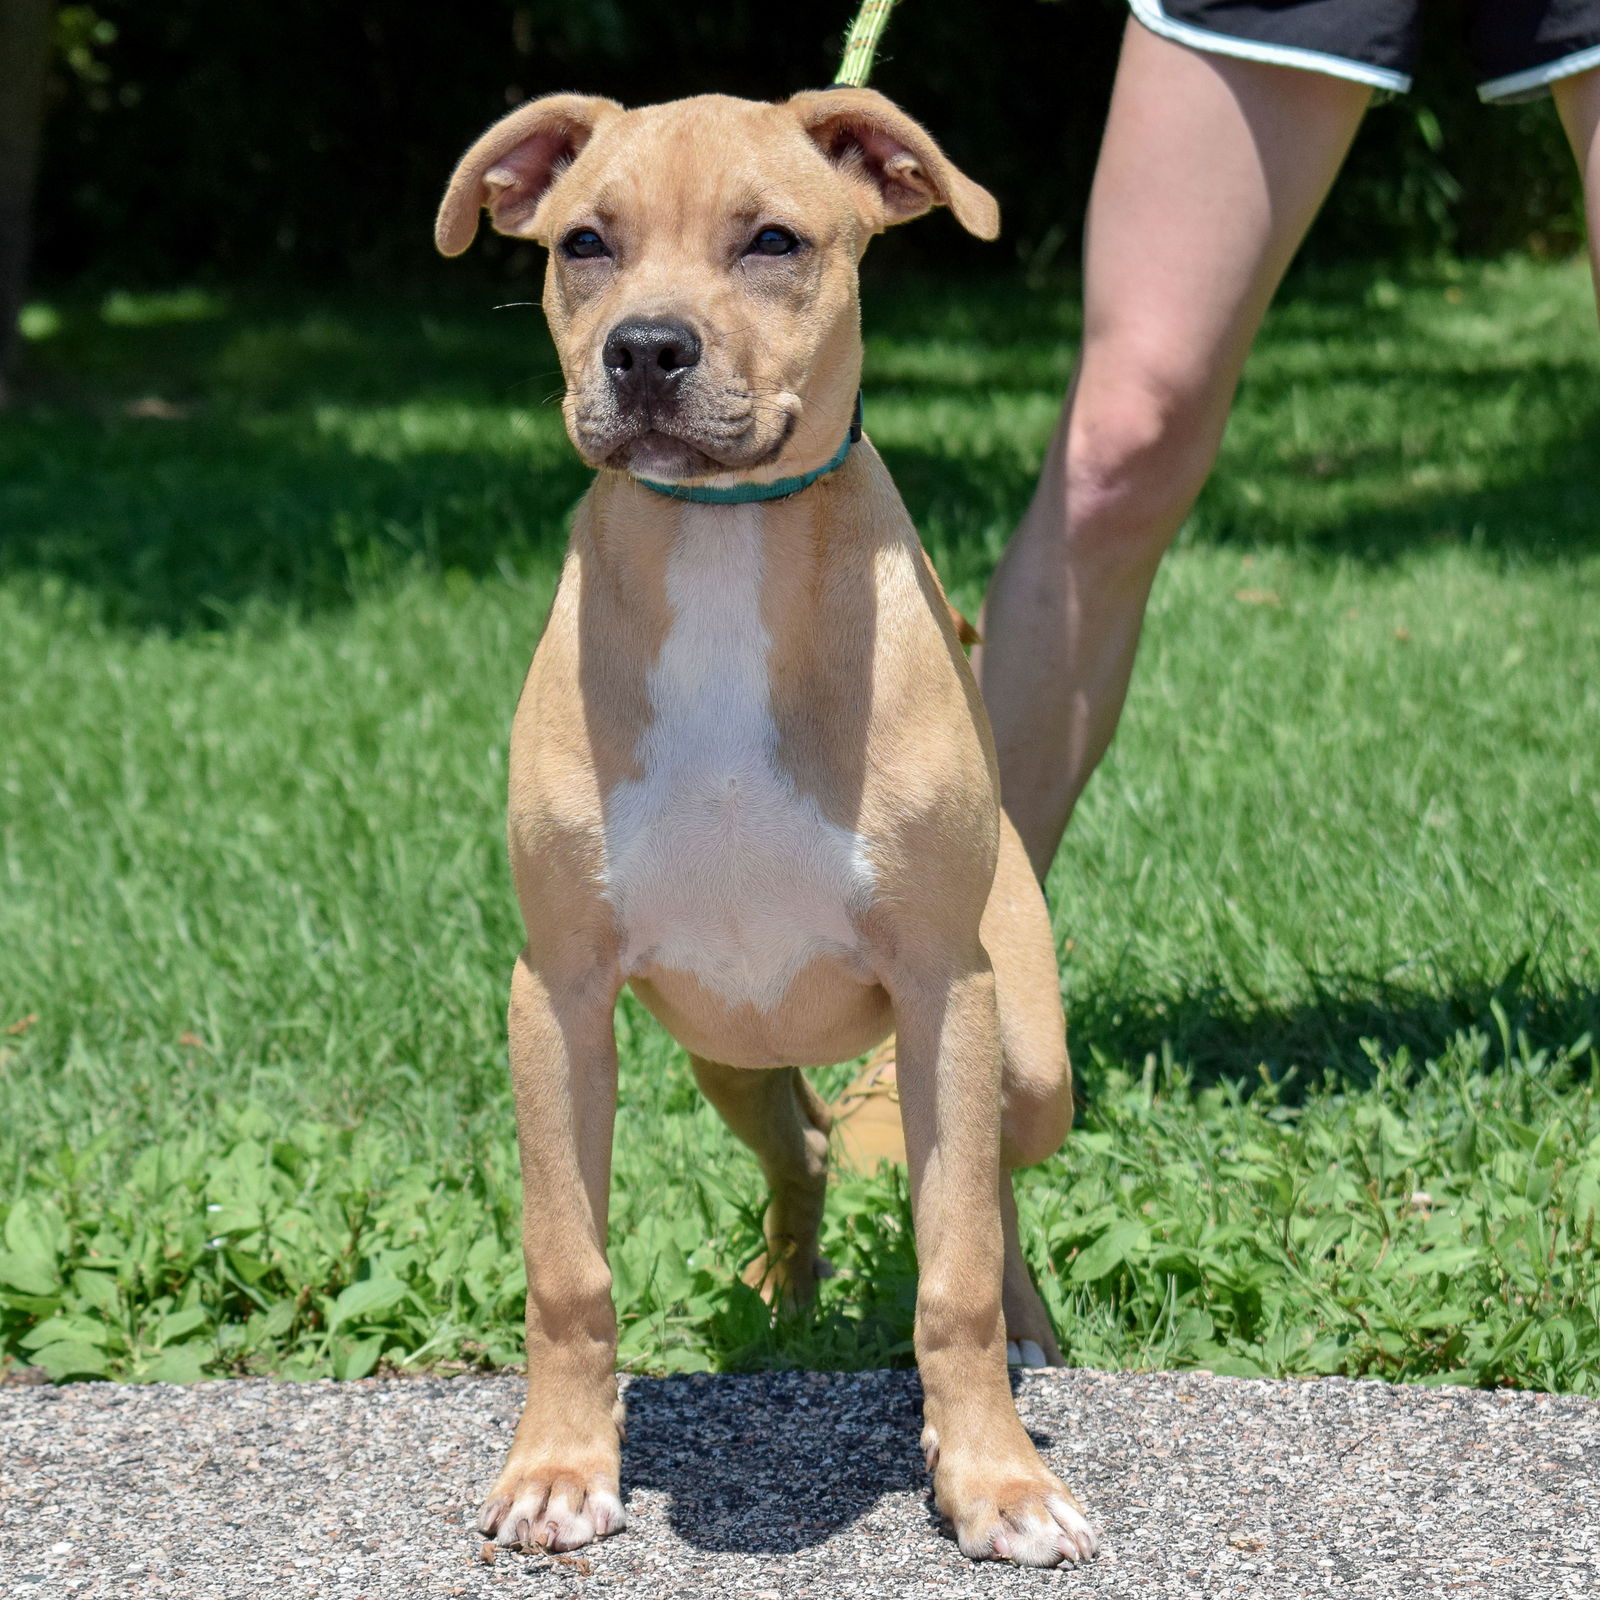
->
xmin=1072 ymin=960 xmax=1599 ymax=1104
xmin=17 ymin=289 xmax=565 ymax=411
xmin=1202 ymin=379 xmax=1600 ymax=564
xmin=0 ymin=408 xmax=589 ymax=631
xmin=878 ymin=386 xmax=1600 ymax=583
xmin=3 ymin=291 xmax=581 ymax=631
xmin=6 ymin=272 xmax=1598 ymax=633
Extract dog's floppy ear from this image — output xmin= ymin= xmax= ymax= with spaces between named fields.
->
xmin=786 ymin=87 xmax=999 ymax=240
xmin=435 ymin=93 xmax=624 ymax=257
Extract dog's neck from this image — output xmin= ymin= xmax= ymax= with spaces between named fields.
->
xmin=571 ymin=443 xmax=889 ymax=712
xmin=583 ymin=448 xmax=857 ymax=590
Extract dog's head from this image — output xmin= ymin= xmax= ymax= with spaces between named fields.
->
xmin=436 ymin=90 xmax=997 ymax=484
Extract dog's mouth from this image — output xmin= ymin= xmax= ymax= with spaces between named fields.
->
xmin=568 ymin=392 xmax=799 ymax=483
xmin=602 ymin=415 xmax=796 ymax=480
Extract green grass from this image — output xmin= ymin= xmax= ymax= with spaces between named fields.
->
xmin=1 ymin=258 xmax=1597 ymax=1391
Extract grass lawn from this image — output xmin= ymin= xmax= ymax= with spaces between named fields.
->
xmin=1 ymin=257 xmax=1597 ymax=1393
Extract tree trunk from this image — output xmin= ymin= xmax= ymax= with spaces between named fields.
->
xmin=0 ymin=0 xmax=54 ymax=407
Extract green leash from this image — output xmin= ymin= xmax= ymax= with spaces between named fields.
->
xmin=631 ymin=5 xmax=893 ymax=506
xmin=835 ymin=0 xmax=901 ymax=87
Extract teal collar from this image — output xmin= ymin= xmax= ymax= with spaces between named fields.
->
xmin=634 ymin=393 xmax=862 ymax=506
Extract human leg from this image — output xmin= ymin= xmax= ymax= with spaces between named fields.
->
xmin=1553 ymin=66 xmax=1600 ymax=303
xmin=976 ymin=19 xmax=1372 ymax=877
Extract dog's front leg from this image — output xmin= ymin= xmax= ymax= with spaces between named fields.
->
xmin=479 ymin=947 xmax=626 ymax=1553
xmin=890 ymin=953 xmax=1097 ymax=1567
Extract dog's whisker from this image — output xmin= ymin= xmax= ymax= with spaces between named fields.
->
xmin=507 ymin=374 xmax=567 ymax=399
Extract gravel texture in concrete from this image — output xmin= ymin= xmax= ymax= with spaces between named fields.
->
xmin=3 ymin=1366 xmax=1597 ymax=1598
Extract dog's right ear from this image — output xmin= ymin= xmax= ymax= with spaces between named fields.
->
xmin=435 ymin=93 xmax=624 ymax=257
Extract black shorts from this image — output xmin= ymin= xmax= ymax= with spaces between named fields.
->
xmin=1128 ymin=0 xmax=1600 ymax=102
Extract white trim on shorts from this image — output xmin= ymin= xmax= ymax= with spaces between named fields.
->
xmin=1127 ymin=0 xmax=1413 ymax=94
xmin=1478 ymin=42 xmax=1600 ymax=104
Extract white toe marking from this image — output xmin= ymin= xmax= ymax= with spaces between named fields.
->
xmin=588 ymin=1490 xmax=626 ymax=1538
xmin=955 ymin=1523 xmax=996 ymax=1561
xmin=498 ymin=1492 xmax=547 ymax=1547
xmin=490 ymin=1486 xmax=623 ymax=1550
xmin=998 ymin=1512 xmax=1066 ymax=1567
xmin=1048 ymin=1495 xmax=1100 ymax=1559
xmin=543 ymin=1490 xmax=594 ymax=1551
xmin=1019 ymin=1338 xmax=1048 ymax=1367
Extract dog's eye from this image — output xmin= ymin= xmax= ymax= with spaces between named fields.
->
xmin=746 ymin=226 xmax=799 ymax=257
xmin=562 ymin=228 xmax=609 ymax=260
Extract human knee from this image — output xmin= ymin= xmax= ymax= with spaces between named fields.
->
xmin=1060 ymin=376 xmax=1222 ymax=558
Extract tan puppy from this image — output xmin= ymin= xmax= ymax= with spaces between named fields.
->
xmin=436 ymin=88 xmax=1097 ymax=1568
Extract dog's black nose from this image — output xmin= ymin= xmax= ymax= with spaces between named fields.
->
xmin=603 ymin=317 xmax=701 ymax=402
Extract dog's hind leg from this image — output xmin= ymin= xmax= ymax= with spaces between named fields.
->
xmin=1000 ymin=1176 xmax=1064 ymax=1365
xmin=691 ymin=1058 xmax=832 ymax=1308
xmin=984 ymin=814 xmax=1073 ymax=1366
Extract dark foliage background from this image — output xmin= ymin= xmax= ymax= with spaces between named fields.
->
xmin=33 ymin=0 xmax=1587 ymax=290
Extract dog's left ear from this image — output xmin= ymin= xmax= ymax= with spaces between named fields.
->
xmin=435 ymin=93 xmax=624 ymax=257
xmin=787 ymin=87 xmax=999 ymax=240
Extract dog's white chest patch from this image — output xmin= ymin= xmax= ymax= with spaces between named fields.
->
xmin=602 ymin=503 xmax=874 ymax=1013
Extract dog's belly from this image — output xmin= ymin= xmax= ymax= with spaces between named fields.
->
xmin=630 ymin=956 xmax=891 ymax=1069
xmin=602 ymin=502 xmax=877 ymax=1032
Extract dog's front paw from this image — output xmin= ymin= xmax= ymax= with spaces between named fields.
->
xmin=933 ymin=1454 xmax=1098 ymax=1567
xmin=479 ymin=1466 xmax=626 ymax=1553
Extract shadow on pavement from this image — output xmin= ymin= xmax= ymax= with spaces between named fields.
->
xmin=620 ymin=1369 xmax=1057 ymax=1555
xmin=620 ymin=1370 xmax=930 ymax=1553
